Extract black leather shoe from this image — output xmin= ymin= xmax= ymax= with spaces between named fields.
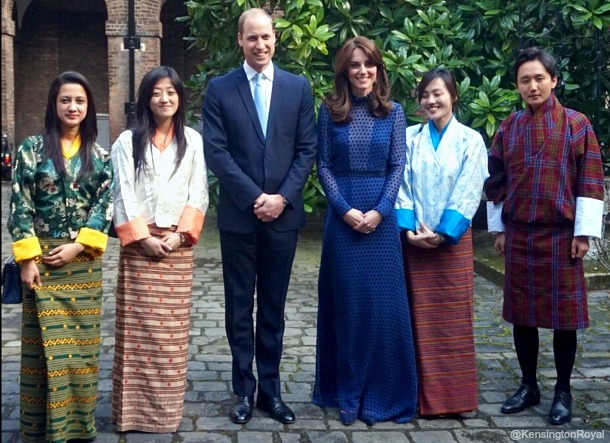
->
xmin=549 ymin=390 xmax=572 ymax=425
xmin=501 ymin=384 xmax=541 ymax=414
xmin=229 ymin=395 xmax=254 ymax=424
xmin=257 ymin=397 xmax=295 ymax=424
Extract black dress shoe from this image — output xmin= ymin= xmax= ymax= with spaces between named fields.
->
xmin=229 ymin=395 xmax=254 ymax=424
xmin=549 ymin=390 xmax=572 ymax=425
xmin=257 ymin=397 xmax=295 ymax=424
xmin=501 ymin=384 xmax=541 ymax=414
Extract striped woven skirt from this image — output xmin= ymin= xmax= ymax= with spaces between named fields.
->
xmin=112 ymin=226 xmax=194 ymax=433
xmin=401 ymin=228 xmax=478 ymax=416
xmin=20 ymin=239 xmax=102 ymax=443
xmin=503 ymin=222 xmax=588 ymax=330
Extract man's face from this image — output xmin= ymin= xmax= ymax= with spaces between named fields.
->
xmin=238 ymin=13 xmax=276 ymax=72
xmin=517 ymin=60 xmax=558 ymax=111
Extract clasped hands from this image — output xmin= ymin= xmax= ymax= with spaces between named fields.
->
xmin=20 ymin=242 xmax=86 ymax=289
xmin=343 ymin=208 xmax=381 ymax=234
xmin=140 ymin=233 xmax=182 ymax=258
xmin=253 ymin=193 xmax=286 ymax=222
xmin=405 ymin=221 xmax=444 ymax=249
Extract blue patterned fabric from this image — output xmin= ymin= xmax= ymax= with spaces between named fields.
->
xmin=313 ymin=97 xmax=417 ymax=424
xmin=395 ymin=119 xmax=489 ymax=244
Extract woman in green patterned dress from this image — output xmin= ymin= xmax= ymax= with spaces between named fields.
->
xmin=8 ymin=71 xmax=113 ymax=443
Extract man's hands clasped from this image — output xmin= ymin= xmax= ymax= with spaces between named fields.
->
xmin=254 ymin=193 xmax=287 ymax=222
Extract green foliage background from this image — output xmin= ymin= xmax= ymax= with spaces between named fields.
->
xmin=183 ymin=0 xmax=610 ymax=213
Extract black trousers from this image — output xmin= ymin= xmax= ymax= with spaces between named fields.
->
xmin=220 ymin=227 xmax=298 ymax=400
xmin=513 ymin=324 xmax=577 ymax=392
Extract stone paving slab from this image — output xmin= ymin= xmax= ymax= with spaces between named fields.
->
xmin=1 ymin=182 xmax=609 ymax=442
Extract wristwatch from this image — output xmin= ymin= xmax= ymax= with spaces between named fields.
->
xmin=281 ymin=195 xmax=289 ymax=206
xmin=178 ymin=233 xmax=186 ymax=245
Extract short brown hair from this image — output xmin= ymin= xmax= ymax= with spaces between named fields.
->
xmin=238 ymin=8 xmax=273 ymax=35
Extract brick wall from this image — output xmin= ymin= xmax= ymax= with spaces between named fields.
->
xmin=1 ymin=17 xmax=15 ymax=146
xmin=15 ymin=7 xmax=59 ymax=145
xmin=14 ymin=4 xmax=108 ymax=145
xmin=3 ymin=0 xmax=199 ymax=147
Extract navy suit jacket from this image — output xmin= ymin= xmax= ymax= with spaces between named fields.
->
xmin=203 ymin=65 xmax=317 ymax=233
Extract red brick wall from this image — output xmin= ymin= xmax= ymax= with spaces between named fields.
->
xmin=14 ymin=3 xmax=108 ymax=145
xmin=1 ymin=17 xmax=15 ymax=146
xmin=3 ymin=0 xmax=199 ymax=148
xmin=107 ymin=0 xmax=163 ymax=142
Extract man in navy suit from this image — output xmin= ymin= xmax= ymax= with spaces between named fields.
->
xmin=202 ymin=8 xmax=317 ymax=425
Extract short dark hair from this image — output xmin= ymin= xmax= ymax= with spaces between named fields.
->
xmin=417 ymin=68 xmax=459 ymax=112
xmin=514 ymin=47 xmax=558 ymax=81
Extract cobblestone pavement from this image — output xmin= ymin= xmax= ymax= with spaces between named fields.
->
xmin=2 ymin=181 xmax=609 ymax=443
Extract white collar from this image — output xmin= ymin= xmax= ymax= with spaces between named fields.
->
xmin=243 ymin=61 xmax=275 ymax=82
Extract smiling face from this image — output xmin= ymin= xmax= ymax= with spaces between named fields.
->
xmin=56 ymin=83 xmax=88 ymax=132
xmin=517 ymin=59 xmax=558 ymax=111
xmin=348 ymin=47 xmax=377 ymax=97
xmin=419 ymin=77 xmax=455 ymax=130
xmin=238 ymin=12 xmax=276 ymax=72
xmin=149 ymin=77 xmax=179 ymax=125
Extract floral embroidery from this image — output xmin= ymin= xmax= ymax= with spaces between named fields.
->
xmin=8 ymin=135 xmax=114 ymax=241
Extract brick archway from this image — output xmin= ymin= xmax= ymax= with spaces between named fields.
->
xmin=1 ymin=0 xmax=167 ymax=147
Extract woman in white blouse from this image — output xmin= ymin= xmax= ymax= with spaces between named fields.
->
xmin=395 ymin=68 xmax=488 ymax=417
xmin=110 ymin=66 xmax=208 ymax=433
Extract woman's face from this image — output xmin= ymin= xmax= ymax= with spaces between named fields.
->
xmin=348 ymin=47 xmax=377 ymax=98
xmin=56 ymin=83 xmax=88 ymax=132
xmin=419 ymin=77 xmax=455 ymax=130
xmin=149 ymin=77 xmax=179 ymax=124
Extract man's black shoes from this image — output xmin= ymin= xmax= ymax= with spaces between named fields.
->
xmin=257 ymin=397 xmax=296 ymax=424
xmin=501 ymin=384 xmax=541 ymax=414
xmin=229 ymin=395 xmax=254 ymax=424
xmin=549 ymin=390 xmax=572 ymax=425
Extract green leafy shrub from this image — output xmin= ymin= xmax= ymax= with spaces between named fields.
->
xmin=184 ymin=0 xmax=610 ymax=213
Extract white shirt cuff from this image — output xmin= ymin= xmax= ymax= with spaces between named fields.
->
xmin=487 ymin=201 xmax=505 ymax=234
xmin=574 ymin=196 xmax=604 ymax=238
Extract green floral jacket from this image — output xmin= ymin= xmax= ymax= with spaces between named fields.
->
xmin=8 ymin=135 xmax=114 ymax=261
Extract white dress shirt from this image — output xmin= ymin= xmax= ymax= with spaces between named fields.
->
xmin=244 ymin=61 xmax=273 ymax=115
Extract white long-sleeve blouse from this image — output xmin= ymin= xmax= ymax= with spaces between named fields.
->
xmin=111 ymin=126 xmax=209 ymax=246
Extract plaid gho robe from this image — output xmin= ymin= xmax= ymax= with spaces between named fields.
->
xmin=484 ymin=94 xmax=604 ymax=329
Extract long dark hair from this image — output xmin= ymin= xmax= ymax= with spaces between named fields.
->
xmin=326 ymin=36 xmax=393 ymax=123
xmin=132 ymin=66 xmax=187 ymax=179
xmin=43 ymin=71 xmax=97 ymax=180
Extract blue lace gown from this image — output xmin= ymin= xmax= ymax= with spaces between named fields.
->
xmin=313 ymin=97 xmax=417 ymax=424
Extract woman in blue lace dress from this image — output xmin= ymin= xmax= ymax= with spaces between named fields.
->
xmin=312 ymin=36 xmax=417 ymax=426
